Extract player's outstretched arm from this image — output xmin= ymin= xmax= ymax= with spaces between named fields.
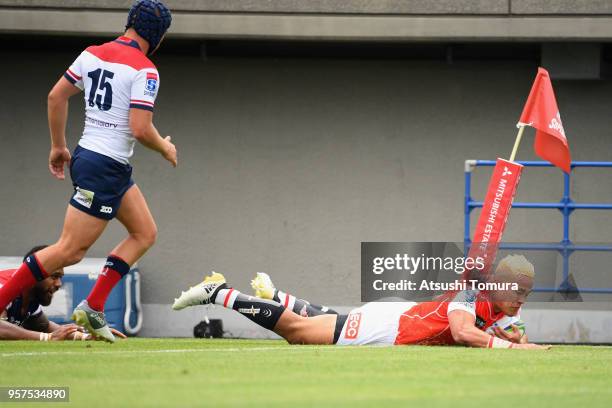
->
xmin=47 ymin=77 xmax=81 ymax=180
xmin=0 ymin=319 xmax=82 ymax=341
xmin=22 ymin=312 xmax=53 ymax=333
xmin=448 ymin=310 xmax=550 ymax=349
xmin=129 ymin=108 xmax=177 ymax=167
xmin=26 ymin=313 xmax=127 ymax=340
xmin=0 ymin=319 xmax=42 ymax=340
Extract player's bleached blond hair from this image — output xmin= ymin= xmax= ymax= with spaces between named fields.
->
xmin=494 ymin=254 xmax=535 ymax=279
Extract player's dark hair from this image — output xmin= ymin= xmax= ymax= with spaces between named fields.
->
xmin=23 ymin=245 xmax=49 ymax=262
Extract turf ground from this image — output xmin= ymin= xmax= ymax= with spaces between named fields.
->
xmin=1 ymin=339 xmax=611 ymax=407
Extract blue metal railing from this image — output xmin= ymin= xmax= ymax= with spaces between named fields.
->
xmin=464 ymin=160 xmax=612 ymax=294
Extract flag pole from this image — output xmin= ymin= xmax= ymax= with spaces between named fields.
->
xmin=509 ymin=125 xmax=526 ymax=162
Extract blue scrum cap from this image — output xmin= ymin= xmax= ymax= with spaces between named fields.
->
xmin=125 ymin=0 xmax=172 ymax=55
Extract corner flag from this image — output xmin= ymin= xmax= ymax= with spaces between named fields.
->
xmin=518 ymin=67 xmax=571 ymax=173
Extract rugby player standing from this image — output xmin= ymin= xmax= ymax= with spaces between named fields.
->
xmin=173 ymin=255 xmax=551 ymax=349
xmin=0 ymin=0 xmax=174 ymax=343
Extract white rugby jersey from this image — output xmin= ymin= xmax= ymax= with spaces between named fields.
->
xmin=63 ymin=36 xmax=160 ymax=164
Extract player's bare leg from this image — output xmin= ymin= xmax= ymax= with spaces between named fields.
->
xmin=173 ymin=272 xmax=337 ymax=345
xmin=111 ymin=185 xmax=157 ymax=264
xmin=274 ymin=312 xmax=336 ymax=345
xmin=85 ymin=185 xmax=157 ymax=311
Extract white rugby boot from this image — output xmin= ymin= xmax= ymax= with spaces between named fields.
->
xmin=172 ymin=272 xmax=227 ymax=310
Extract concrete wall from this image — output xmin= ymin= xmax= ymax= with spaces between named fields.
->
xmin=3 ymin=1 xmax=612 ymax=41
xmin=0 ymin=1 xmax=511 ymax=14
xmin=3 ymin=1 xmax=612 ymax=15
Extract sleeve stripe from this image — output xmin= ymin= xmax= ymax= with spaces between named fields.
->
xmin=67 ymin=69 xmax=82 ymax=80
xmin=130 ymin=103 xmax=154 ymax=112
xmin=130 ymin=99 xmax=154 ymax=107
xmin=63 ymin=72 xmax=77 ymax=85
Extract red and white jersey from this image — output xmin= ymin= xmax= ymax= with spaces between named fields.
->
xmin=64 ymin=36 xmax=160 ymax=164
xmin=394 ymin=290 xmax=505 ymax=346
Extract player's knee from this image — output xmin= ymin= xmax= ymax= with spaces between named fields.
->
xmin=132 ymin=224 xmax=157 ymax=250
xmin=59 ymin=244 xmax=88 ymax=266
xmin=141 ymin=225 xmax=157 ymax=248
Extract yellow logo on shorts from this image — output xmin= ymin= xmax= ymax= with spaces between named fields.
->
xmin=73 ymin=187 xmax=94 ymax=209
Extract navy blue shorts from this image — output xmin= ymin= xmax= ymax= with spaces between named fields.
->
xmin=69 ymin=146 xmax=134 ymax=220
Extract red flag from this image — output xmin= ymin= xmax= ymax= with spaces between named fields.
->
xmin=518 ymin=67 xmax=571 ymax=173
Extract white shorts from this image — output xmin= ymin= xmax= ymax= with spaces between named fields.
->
xmin=335 ymin=302 xmax=416 ymax=346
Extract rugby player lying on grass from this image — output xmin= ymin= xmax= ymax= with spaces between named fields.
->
xmin=173 ymin=254 xmax=550 ymax=349
xmin=0 ymin=246 xmax=126 ymax=341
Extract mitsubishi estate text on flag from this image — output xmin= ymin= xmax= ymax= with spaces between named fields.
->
xmin=465 ymin=158 xmax=523 ymax=278
xmin=518 ymin=67 xmax=571 ymax=173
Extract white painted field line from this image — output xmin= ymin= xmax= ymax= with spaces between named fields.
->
xmin=1 ymin=345 xmax=376 ymax=358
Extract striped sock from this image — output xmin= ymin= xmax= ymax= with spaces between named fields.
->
xmin=274 ymin=290 xmax=337 ymax=317
xmin=86 ymin=255 xmax=130 ymax=311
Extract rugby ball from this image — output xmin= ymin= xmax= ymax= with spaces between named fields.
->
xmin=486 ymin=315 xmax=526 ymax=336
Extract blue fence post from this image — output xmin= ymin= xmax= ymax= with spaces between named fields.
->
xmin=464 ymin=160 xmax=475 ymax=251
xmin=561 ymin=170 xmax=573 ymax=284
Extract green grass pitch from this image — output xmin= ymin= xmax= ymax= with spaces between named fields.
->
xmin=1 ymin=339 xmax=612 ymax=407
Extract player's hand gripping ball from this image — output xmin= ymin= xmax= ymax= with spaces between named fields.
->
xmin=486 ymin=316 xmax=526 ymax=342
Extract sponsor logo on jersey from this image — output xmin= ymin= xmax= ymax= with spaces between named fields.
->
xmin=100 ymin=206 xmax=113 ymax=214
xmin=85 ymin=116 xmax=118 ymax=128
xmin=344 ymin=312 xmax=362 ymax=339
xmin=73 ymin=188 xmax=94 ymax=209
xmin=146 ymin=72 xmax=158 ymax=92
